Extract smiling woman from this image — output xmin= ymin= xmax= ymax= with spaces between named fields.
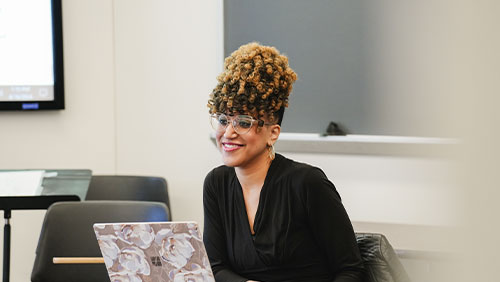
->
xmin=203 ymin=42 xmax=365 ymax=282
xmin=210 ymin=112 xmax=278 ymax=169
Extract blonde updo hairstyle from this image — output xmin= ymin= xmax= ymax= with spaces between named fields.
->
xmin=208 ymin=42 xmax=297 ymax=125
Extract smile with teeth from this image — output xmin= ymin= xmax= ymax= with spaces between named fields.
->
xmin=222 ymin=142 xmax=244 ymax=151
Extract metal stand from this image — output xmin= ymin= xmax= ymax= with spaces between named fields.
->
xmin=3 ymin=210 xmax=11 ymax=282
xmin=0 ymin=169 xmax=91 ymax=282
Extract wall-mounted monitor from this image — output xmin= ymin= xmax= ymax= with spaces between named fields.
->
xmin=0 ymin=0 xmax=64 ymax=110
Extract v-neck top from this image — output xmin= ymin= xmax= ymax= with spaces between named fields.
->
xmin=203 ymin=154 xmax=364 ymax=282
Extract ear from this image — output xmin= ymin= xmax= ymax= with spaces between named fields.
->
xmin=268 ymin=124 xmax=281 ymax=145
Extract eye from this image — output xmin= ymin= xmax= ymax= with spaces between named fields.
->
xmin=218 ymin=116 xmax=229 ymax=126
xmin=237 ymin=119 xmax=253 ymax=129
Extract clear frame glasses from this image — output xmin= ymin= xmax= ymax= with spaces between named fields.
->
xmin=210 ymin=113 xmax=273 ymax=135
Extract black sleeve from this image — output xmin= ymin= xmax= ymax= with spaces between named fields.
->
xmin=303 ymin=168 xmax=365 ymax=282
xmin=203 ymin=170 xmax=248 ymax=282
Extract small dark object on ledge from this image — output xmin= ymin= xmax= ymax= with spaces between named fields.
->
xmin=322 ymin=121 xmax=347 ymax=136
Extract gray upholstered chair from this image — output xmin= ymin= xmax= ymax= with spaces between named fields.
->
xmin=356 ymin=232 xmax=412 ymax=282
xmin=85 ymin=175 xmax=171 ymax=218
xmin=31 ymin=201 xmax=170 ymax=282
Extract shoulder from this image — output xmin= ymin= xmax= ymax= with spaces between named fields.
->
xmin=274 ymin=154 xmax=339 ymax=199
xmin=205 ymin=164 xmax=233 ymax=180
xmin=274 ymin=154 xmax=327 ymax=182
xmin=203 ymin=165 xmax=234 ymax=192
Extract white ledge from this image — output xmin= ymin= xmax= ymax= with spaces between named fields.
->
xmin=278 ymin=133 xmax=455 ymax=144
xmin=210 ymin=132 xmax=458 ymax=157
xmin=276 ymin=133 xmax=458 ymax=157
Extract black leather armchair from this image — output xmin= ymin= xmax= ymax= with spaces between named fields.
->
xmin=356 ymin=233 xmax=411 ymax=282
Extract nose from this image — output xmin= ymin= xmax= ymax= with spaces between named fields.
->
xmin=223 ymin=121 xmax=238 ymax=138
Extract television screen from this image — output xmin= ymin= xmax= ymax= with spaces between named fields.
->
xmin=0 ymin=0 xmax=64 ymax=110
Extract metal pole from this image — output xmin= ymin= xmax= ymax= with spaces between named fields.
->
xmin=3 ymin=209 xmax=11 ymax=282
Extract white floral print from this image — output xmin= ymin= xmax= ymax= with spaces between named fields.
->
xmin=173 ymin=264 xmax=213 ymax=282
xmin=115 ymin=224 xmax=155 ymax=249
xmin=94 ymin=222 xmax=214 ymax=281
xmin=156 ymin=229 xmax=195 ymax=269
xmin=117 ymin=246 xmax=151 ymax=276
xmin=109 ymin=272 xmax=143 ymax=282
xmin=97 ymin=234 xmax=120 ymax=268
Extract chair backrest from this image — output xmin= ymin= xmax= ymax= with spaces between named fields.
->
xmin=85 ymin=175 xmax=171 ymax=218
xmin=31 ymin=201 xmax=170 ymax=282
xmin=356 ymin=233 xmax=412 ymax=282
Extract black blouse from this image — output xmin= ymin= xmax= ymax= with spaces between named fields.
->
xmin=203 ymin=154 xmax=364 ymax=282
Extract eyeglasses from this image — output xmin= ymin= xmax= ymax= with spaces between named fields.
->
xmin=210 ymin=113 xmax=273 ymax=135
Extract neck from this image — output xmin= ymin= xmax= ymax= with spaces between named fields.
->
xmin=235 ymin=153 xmax=272 ymax=191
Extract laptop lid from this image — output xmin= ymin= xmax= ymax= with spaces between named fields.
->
xmin=93 ymin=221 xmax=215 ymax=282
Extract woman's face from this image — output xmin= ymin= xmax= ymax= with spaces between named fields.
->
xmin=214 ymin=114 xmax=280 ymax=169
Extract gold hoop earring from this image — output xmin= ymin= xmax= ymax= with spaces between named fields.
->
xmin=268 ymin=143 xmax=276 ymax=160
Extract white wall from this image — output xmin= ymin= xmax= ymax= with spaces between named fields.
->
xmin=0 ymin=0 xmax=223 ymax=280
xmin=0 ymin=0 xmax=116 ymax=280
xmin=1 ymin=0 xmax=492 ymax=281
xmin=111 ymin=0 xmax=222 ymax=224
xmin=0 ymin=0 xmax=116 ymax=172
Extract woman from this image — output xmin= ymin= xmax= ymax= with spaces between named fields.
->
xmin=203 ymin=42 xmax=364 ymax=282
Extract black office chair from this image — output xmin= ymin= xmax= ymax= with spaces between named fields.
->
xmin=356 ymin=233 xmax=412 ymax=282
xmin=85 ymin=175 xmax=172 ymax=218
xmin=31 ymin=201 xmax=170 ymax=282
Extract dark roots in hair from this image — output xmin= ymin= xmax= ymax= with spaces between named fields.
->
xmin=208 ymin=42 xmax=297 ymax=124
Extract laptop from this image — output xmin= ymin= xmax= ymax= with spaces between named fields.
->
xmin=93 ymin=221 xmax=215 ymax=282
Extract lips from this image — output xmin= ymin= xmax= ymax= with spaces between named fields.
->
xmin=222 ymin=142 xmax=244 ymax=152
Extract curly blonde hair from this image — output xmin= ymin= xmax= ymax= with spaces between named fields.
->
xmin=208 ymin=42 xmax=297 ymax=124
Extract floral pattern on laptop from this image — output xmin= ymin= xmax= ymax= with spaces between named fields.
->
xmin=94 ymin=222 xmax=215 ymax=282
